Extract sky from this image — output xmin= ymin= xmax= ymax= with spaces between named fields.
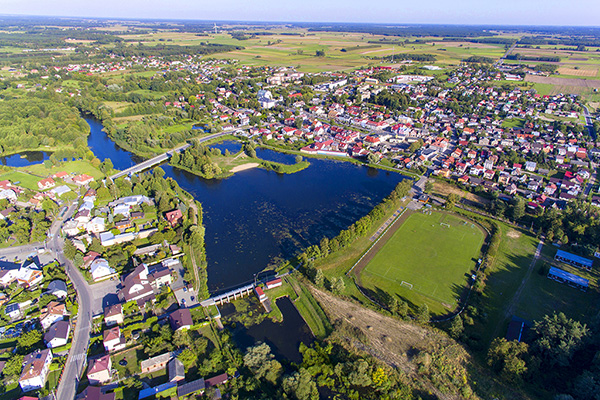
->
xmin=0 ymin=0 xmax=599 ymax=27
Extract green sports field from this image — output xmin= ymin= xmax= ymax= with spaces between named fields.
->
xmin=360 ymin=211 xmax=486 ymax=315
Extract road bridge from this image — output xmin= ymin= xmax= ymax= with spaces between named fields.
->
xmin=109 ymin=127 xmax=249 ymax=180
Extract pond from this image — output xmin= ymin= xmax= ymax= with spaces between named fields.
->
xmin=0 ymin=151 xmax=51 ymax=167
xmin=229 ymin=296 xmax=314 ymax=364
xmin=85 ymin=118 xmax=406 ymax=292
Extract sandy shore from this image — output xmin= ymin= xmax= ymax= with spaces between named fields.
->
xmin=230 ymin=163 xmax=259 ymax=173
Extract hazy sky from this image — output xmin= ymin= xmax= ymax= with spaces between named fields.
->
xmin=1 ymin=0 xmax=599 ymax=26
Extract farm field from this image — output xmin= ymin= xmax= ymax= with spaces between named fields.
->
xmin=359 ymin=211 xmax=486 ymax=315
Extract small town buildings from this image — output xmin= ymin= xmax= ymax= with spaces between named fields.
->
xmin=19 ymin=349 xmax=53 ymax=392
xmin=46 ymin=280 xmax=68 ymax=299
xmin=140 ymin=352 xmax=173 ymax=374
xmin=5 ymin=303 xmax=21 ymax=320
xmin=168 ymin=358 xmax=185 ymax=382
xmin=254 ymin=286 xmax=267 ymax=302
xmin=265 ymin=278 xmax=282 ymax=290
xmin=87 ymin=354 xmax=113 ymax=385
xmin=165 ymin=209 xmax=183 ymax=227
xmin=104 ymin=303 xmax=124 ymax=326
xmin=44 ymin=320 xmax=70 ymax=348
xmin=554 ymin=250 xmax=593 ymax=271
xmin=40 ymin=301 xmax=67 ymax=330
xmin=76 ymin=386 xmax=115 ymax=400
xmin=73 ymin=174 xmax=94 ymax=186
xmin=169 ymin=309 xmax=193 ymax=332
xmin=177 ymin=378 xmax=205 ymax=398
xmin=90 ymin=258 xmax=117 ymax=282
xmin=121 ymin=264 xmax=155 ymax=305
xmin=103 ymin=326 xmax=126 ymax=352
xmin=37 ymin=178 xmax=55 ymax=190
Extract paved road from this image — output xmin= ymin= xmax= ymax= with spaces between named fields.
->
xmin=583 ymin=106 xmax=596 ymax=141
xmin=52 ymin=202 xmax=95 ymax=400
xmin=0 ymin=243 xmax=43 ymax=260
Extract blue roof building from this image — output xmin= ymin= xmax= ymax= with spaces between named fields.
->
xmin=555 ymin=250 xmax=593 ymax=271
xmin=548 ymin=266 xmax=589 ymax=291
xmin=138 ymin=382 xmax=176 ymax=400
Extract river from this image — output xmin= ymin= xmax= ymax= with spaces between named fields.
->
xmin=84 ymin=118 xmax=405 ymax=292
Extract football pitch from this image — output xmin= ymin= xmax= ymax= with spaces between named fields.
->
xmin=360 ymin=211 xmax=486 ymax=314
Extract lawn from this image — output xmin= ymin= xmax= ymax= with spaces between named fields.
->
xmin=18 ymin=159 xmax=106 ymax=180
xmin=360 ymin=211 xmax=486 ymax=315
xmin=0 ymin=170 xmax=41 ymax=190
xmin=514 ymin=245 xmax=599 ymax=324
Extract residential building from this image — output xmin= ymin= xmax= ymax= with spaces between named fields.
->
xmin=140 ymin=352 xmax=173 ymax=374
xmin=19 ymin=349 xmax=53 ymax=392
xmin=169 ymin=309 xmax=193 ymax=332
xmin=76 ymin=386 xmax=115 ymax=400
xmin=40 ymin=301 xmax=67 ymax=330
xmin=104 ymin=303 xmax=124 ymax=326
xmin=90 ymin=259 xmax=116 ymax=282
xmin=44 ymin=320 xmax=70 ymax=348
xmin=103 ymin=327 xmax=126 ymax=352
xmin=87 ymin=354 xmax=113 ymax=385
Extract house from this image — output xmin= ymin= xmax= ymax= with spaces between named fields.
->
xmin=86 ymin=217 xmax=105 ymax=234
xmin=168 ymin=358 xmax=185 ymax=382
xmin=140 ymin=352 xmax=174 ymax=374
xmin=265 ymin=278 xmax=282 ymax=290
xmin=87 ymin=354 xmax=113 ymax=385
xmin=44 ymin=320 xmax=70 ymax=348
xmin=73 ymin=174 xmax=94 ymax=186
xmin=76 ymin=386 xmax=115 ymax=400
xmin=148 ymin=265 xmax=172 ymax=289
xmin=114 ymin=219 xmax=132 ymax=231
xmin=169 ymin=309 xmax=193 ymax=332
xmin=121 ymin=264 xmax=155 ymax=305
xmin=103 ymin=326 xmax=126 ymax=352
xmin=19 ymin=349 xmax=53 ymax=392
xmin=90 ymin=259 xmax=116 ymax=282
xmin=165 ymin=209 xmax=183 ymax=227
xmin=40 ymin=301 xmax=67 ymax=330
xmin=5 ymin=303 xmax=21 ymax=320
xmin=206 ymin=372 xmax=229 ymax=388
xmin=37 ymin=178 xmax=55 ymax=190
xmin=104 ymin=303 xmax=124 ymax=326
xmin=51 ymin=185 xmax=71 ymax=197
xmin=177 ymin=378 xmax=205 ymax=398
xmin=254 ymin=286 xmax=267 ymax=302
xmin=46 ymin=280 xmax=68 ymax=299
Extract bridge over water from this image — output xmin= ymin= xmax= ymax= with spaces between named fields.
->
xmin=109 ymin=126 xmax=249 ymax=180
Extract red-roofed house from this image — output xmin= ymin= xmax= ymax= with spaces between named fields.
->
xmin=38 ymin=178 xmax=55 ymax=190
xmin=265 ymin=278 xmax=282 ymax=289
xmin=87 ymin=354 xmax=112 ymax=385
xmin=73 ymin=174 xmax=94 ymax=186
xmin=165 ymin=209 xmax=183 ymax=227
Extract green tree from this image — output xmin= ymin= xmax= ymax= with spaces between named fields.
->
xmin=17 ymin=330 xmax=42 ymax=353
xmin=446 ymin=193 xmax=460 ymax=209
xmin=511 ymin=197 xmax=526 ymax=221
xmin=282 ymin=368 xmax=319 ymax=400
xmin=243 ymin=343 xmax=282 ymax=384
xmin=178 ymin=348 xmax=198 ymax=371
xmin=531 ymin=312 xmax=588 ymax=367
xmin=487 ymin=338 xmax=529 ymax=383
xmin=3 ymin=354 xmax=24 ymax=378
xmin=63 ymin=240 xmax=78 ymax=260
xmin=449 ymin=315 xmax=464 ymax=338
xmin=416 ymin=304 xmax=430 ymax=324
xmin=331 ymin=277 xmax=345 ymax=295
xmin=315 ymin=269 xmax=325 ymax=287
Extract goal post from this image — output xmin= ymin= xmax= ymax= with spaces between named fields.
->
xmin=401 ymin=281 xmax=413 ymax=289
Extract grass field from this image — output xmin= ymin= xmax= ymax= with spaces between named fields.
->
xmin=360 ymin=211 xmax=485 ymax=315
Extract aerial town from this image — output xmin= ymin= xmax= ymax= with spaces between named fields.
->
xmin=0 ymin=14 xmax=600 ymax=400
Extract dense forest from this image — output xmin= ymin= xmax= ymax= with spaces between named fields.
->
xmin=0 ymin=97 xmax=89 ymax=154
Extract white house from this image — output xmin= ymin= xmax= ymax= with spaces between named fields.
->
xmin=19 ymin=349 xmax=53 ymax=392
xmin=0 ymin=189 xmax=17 ymax=202
xmin=86 ymin=217 xmax=105 ymax=234
xmin=46 ymin=280 xmax=68 ymax=299
xmin=40 ymin=301 xmax=67 ymax=330
xmin=113 ymin=204 xmax=131 ymax=217
xmin=44 ymin=320 xmax=70 ymax=348
xmin=103 ymin=326 xmax=126 ymax=352
xmin=90 ymin=258 xmax=116 ymax=282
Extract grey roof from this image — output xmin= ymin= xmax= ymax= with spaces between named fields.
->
xmin=45 ymin=320 xmax=70 ymax=342
xmin=168 ymin=358 xmax=184 ymax=381
xmin=47 ymin=280 xmax=68 ymax=294
xmin=177 ymin=378 xmax=205 ymax=397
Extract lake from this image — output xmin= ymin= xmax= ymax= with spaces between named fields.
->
xmin=85 ymin=118 xmax=405 ymax=292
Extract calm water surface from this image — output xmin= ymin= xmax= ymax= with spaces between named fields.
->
xmin=85 ymin=118 xmax=405 ymax=292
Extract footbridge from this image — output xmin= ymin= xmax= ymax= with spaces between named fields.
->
xmin=110 ymin=126 xmax=249 ymax=180
xmin=200 ymin=283 xmax=255 ymax=307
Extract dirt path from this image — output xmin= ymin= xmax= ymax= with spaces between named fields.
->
xmin=491 ymin=239 xmax=544 ymax=339
xmin=351 ymin=208 xmax=414 ymax=285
